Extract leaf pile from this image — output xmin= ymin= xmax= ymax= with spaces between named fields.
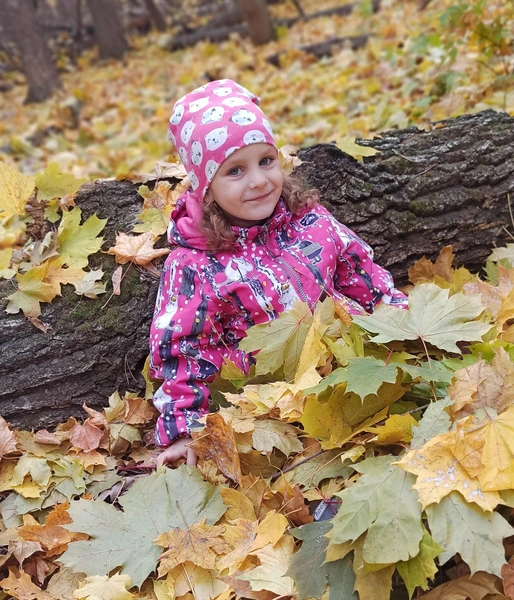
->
xmin=0 ymin=0 xmax=512 ymax=179
xmin=1 ymin=244 xmax=514 ymax=599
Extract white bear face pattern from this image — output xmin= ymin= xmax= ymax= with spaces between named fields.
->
xmin=201 ymin=106 xmax=224 ymax=124
xmin=188 ymin=171 xmax=199 ymax=190
xmin=243 ymin=130 xmax=267 ymax=144
xmin=262 ymin=118 xmax=274 ymax=136
xmin=205 ymin=126 xmax=228 ymax=150
xmin=170 ymin=104 xmax=184 ymax=125
xmin=222 ymin=97 xmax=247 ymax=108
xmin=212 ymin=86 xmax=232 ymax=96
xmin=189 ymin=97 xmax=209 ymax=113
xmin=178 ymin=147 xmax=189 ymax=165
xmin=191 ymin=141 xmax=203 ymax=166
xmin=181 ymin=121 xmax=196 ymax=144
xmin=205 ymin=159 xmax=219 ymax=182
xmin=167 ymin=130 xmax=176 ymax=145
xmin=225 ymin=146 xmax=239 ymax=158
xmin=231 ymin=108 xmax=257 ymax=126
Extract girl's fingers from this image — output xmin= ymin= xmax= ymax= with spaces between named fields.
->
xmin=186 ymin=447 xmax=198 ymax=466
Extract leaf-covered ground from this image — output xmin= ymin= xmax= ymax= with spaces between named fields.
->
xmin=2 ymin=0 xmax=514 ymax=598
xmin=0 ymin=0 xmax=512 ymax=179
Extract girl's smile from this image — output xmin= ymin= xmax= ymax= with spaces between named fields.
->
xmin=207 ymin=143 xmax=283 ymax=228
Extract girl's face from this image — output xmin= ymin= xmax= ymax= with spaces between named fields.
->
xmin=207 ymin=143 xmax=283 ymax=228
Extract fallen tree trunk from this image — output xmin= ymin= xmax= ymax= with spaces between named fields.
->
xmin=266 ymin=35 xmax=370 ymax=66
xmin=0 ymin=109 xmax=512 ymax=430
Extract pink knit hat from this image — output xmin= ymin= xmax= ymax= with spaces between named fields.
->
xmin=168 ymin=79 xmax=276 ymax=202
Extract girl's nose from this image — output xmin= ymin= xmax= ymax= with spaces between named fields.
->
xmin=248 ymin=167 xmax=267 ymax=188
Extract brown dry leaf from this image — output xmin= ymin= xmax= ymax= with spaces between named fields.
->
xmin=18 ymin=517 xmax=73 ymax=554
xmin=190 ymin=413 xmax=242 ymax=484
xmin=23 ymin=555 xmax=53 ymax=586
xmin=503 ymin=557 xmax=514 ymax=600
xmin=123 ymin=397 xmax=158 ymax=425
xmin=46 ymin=567 xmax=87 ymax=600
xmin=33 ymin=430 xmax=66 ymax=445
xmin=82 ymin=405 xmax=108 ymax=428
xmin=10 ymin=540 xmax=43 ymax=564
xmin=408 ymin=246 xmax=454 ymax=284
xmin=0 ymin=568 xmax=54 ymax=600
xmin=107 ymin=231 xmax=170 ymax=266
xmin=464 ymin=266 xmax=514 ymax=317
xmin=422 ymin=571 xmax=505 ymax=599
xmin=450 ymin=348 xmax=514 ymax=419
xmin=0 ymin=415 xmax=18 ymax=458
xmin=498 ymin=290 xmax=514 ymax=338
xmin=197 ymin=460 xmax=228 ymax=486
xmin=272 ymin=476 xmax=313 ymax=527
xmin=69 ymin=421 xmax=104 ymax=453
xmin=156 ymin=522 xmax=230 ymax=574
xmin=238 ymin=475 xmax=282 ymax=517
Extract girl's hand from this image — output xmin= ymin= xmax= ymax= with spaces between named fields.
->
xmin=156 ymin=437 xmax=197 ymax=467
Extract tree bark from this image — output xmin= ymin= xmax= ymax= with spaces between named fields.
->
xmin=234 ymin=0 xmax=274 ymax=45
xmin=86 ymin=0 xmax=128 ymax=60
xmin=0 ymin=0 xmax=61 ymax=103
xmin=1 ymin=110 xmax=513 ymax=430
xmin=143 ymin=0 xmax=167 ymax=32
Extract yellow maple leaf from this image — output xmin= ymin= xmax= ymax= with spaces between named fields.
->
xmin=35 ymin=163 xmax=86 ymax=202
xmin=5 ymin=267 xmax=58 ymax=318
xmin=0 ymin=161 xmax=35 ymax=216
xmin=336 ymin=136 xmax=380 ymax=162
xmin=73 ymin=574 xmax=133 ymax=600
xmin=397 ymin=428 xmax=501 ymax=511
xmin=0 ymin=569 xmax=54 ymax=600
xmin=156 ymin=522 xmax=230 ymax=573
xmin=58 ymin=207 xmax=106 ymax=268
xmin=107 ymin=231 xmax=170 ymax=265
xmin=250 ymin=511 xmax=288 ymax=552
xmin=368 ymin=413 xmax=418 ymax=445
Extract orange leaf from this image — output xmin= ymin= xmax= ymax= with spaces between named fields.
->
xmin=123 ymin=397 xmax=158 ymax=425
xmin=107 ymin=231 xmax=170 ymax=266
xmin=190 ymin=413 xmax=242 ymax=484
xmin=0 ymin=416 xmax=18 ymax=459
xmin=0 ymin=568 xmax=54 ymax=600
xmin=69 ymin=421 xmax=104 ymax=452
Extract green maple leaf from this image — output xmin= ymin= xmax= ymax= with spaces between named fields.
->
xmin=239 ymin=300 xmax=313 ymax=381
xmin=305 ymin=357 xmax=399 ymax=400
xmin=330 ymin=455 xmax=423 ymax=564
xmin=251 ymin=420 xmax=303 ymax=457
xmin=35 ymin=163 xmax=86 ymax=201
xmin=426 ymin=491 xmax=514 ymax=577
xmin=396 ymin=528 xmax=443 ymax=598
xmin=394 ymin=361 xmax=454 ymax=383
xmin=353 ymin=283 xmax=491 ymax=353
xmin=60 ymin=466 xmax=227 ymax=587
xmin=288 ymin=449 xmax=352 ymax=489
xmin=57 ymin=207 xmax=106 ymax=268
xmin=287 ymin=521 xmax=357 ymax=600
xmin=5 ymin=267 xmax=57 ymax=318
xmin=411 ymin=396 xmax=451 ymax=449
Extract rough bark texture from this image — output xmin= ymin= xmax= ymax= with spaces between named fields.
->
xmin=86 ymin=0 xmax=128 ymax=60
xmin=1 ymin=110 xmax=513 ymax=430
xmin=1 ymin=0 xmax=62 ymax=103
xmin=143 ymin=0 xmax=167 ymax=32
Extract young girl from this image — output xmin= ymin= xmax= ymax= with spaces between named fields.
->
xmin=149 ymin=79 xmax=407 ymax=466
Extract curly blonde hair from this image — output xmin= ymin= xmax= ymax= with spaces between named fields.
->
xmin=200 ymin=174 xmax=319 ymax=253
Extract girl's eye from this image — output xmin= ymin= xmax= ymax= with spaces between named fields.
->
xmin=260 ymin=157 xmax=273 ymax=166
xmin=227 ymin=167 xmax=241 ymax=176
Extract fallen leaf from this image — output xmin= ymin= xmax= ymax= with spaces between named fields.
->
xmin=106 ymin=231 xmax=170 ymax=266
xmin=0 ymin=161 xmax=34 ymax=216
xmin=73 ymin=574 xmax=133 ymax=600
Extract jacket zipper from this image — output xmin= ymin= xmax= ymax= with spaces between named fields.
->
xmin=276 ymin=255 xmax=309 ymax=303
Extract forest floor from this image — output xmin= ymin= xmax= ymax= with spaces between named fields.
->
xmin=0 ymin=0 xmax=512 ymax=180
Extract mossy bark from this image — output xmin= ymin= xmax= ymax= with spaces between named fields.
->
xmin=1 ymin=110 xmax=513 ymax=429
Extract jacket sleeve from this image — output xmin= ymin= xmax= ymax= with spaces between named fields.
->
xmin=327 ymin=214 xmax=408 ymax=313
xmin=149 ymin=254 xmax=247 ymax=447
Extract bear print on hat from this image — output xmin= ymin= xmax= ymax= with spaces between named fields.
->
xmin=168 ymin=79 xmax=276 ymax=203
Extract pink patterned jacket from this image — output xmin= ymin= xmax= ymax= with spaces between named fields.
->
xmin=149 ymin=197 xmax=407 ymax=446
